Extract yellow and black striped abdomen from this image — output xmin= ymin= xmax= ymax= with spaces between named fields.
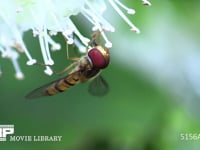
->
xmin=46 ymin=71 xmax=80 ymax=96
xmin=25 ymin=71 xmax=81 ymax=99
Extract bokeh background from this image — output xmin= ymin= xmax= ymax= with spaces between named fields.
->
xmin=1 ymin=0 xmax=200 ymax=149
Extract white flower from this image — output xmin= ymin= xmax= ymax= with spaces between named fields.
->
xmin=0 ymin=0 xmax=151 ymax=79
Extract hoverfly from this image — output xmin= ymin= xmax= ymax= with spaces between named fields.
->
xmin=26 ymin=32 xmax=110 ymax=99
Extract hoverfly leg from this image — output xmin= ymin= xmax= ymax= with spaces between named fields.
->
xmin=34 ymin=62 xmax=57 ymax=74
xmin=34 ymin=61 xmax=77 ymax=76
xmin=91 ymin=31 xmax=100 ymax=46
xmin=63 ymin=33 xmax=81 ymax=61
xmin=55 ymin=61 xmax=78 ymax=75
xmin=66 ymin=39 xmax=80 ymax=61
xmin=91 ymin=29 xmax=105 ymax=47
xmin=84 ymin=31 xmax=101 ymax=54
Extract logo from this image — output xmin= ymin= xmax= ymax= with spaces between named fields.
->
xmin=0 ymin=125 xmax=14 ymax=141
xmin=0 ymin=124 xmax=62 ymax=142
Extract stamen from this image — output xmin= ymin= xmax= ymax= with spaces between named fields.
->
xmin=0 ymin=65 xmax=2 ymax=77
xmin=38 ymin=27 xmax=54 ymax=75
xmin=44 ymin=66 xmax=53 ymax=76
xmin=62 ymin=30 xmax=74 ymax=45
xmin=114 ymin=0 xmax=136 ymax=14
xmin=74 ymin=38 xmax=87 ymax=53
xmin=32 ymin=28 xmax=39 ymax=37
xmin=44 ymin=28 xmax=54 ymax=64
xmin=49 ymin=30 xmax=58 ymax=36
xmin=94 ymin=20 xmax=112 ymax=48
xmin=81 ymin=7 xmax=112 ymax=47
xmin=13 ymin=41 xmax=37 ymax=66
xmin=0 ymin=47 xmax=4 ymax=76
xmin=0 ymin=46 xmax=7 ymax=58
xmin=0 ymin=10 xmax=36 ymax=66
xmin=45 ymin=34 xmax=61 ymax=51
xmin=66 ymin=18 xmax=90 ymax=46
xmin=142 ymin=0 xmax=152 ymax=6
xmin=9 ymin=49 xmax=24 ymax=80
xmin=108 ymin=0 xmax=140 ymax=33
xmin=82 ymin=3 xmax=115 ymax=32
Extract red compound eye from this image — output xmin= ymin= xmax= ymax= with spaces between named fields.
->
xmin=88 ymin=46 xmax=110 ymax=69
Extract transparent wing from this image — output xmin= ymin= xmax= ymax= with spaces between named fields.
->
xmin=26 ymin=61 xmax=79 ymax=99
xmin=88 ymin=75 xmax=109 ymax=96
xmin=25 ymin=79 xmax=59 ymax=99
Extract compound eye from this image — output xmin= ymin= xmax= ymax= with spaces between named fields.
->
xmin=88 ymin=47 xmax=110 ymax=69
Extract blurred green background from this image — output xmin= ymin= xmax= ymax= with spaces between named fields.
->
xmin=1 ymin=0 xmax=200 ymax=149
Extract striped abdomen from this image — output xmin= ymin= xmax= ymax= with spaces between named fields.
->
xmin=45 ymin=71 xmax=80 ymax=96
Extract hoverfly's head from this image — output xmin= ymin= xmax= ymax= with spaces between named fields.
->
xmin=88 ymin=45 xmax=110 ymax=69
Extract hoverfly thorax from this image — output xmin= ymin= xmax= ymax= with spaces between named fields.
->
xmin=88 ymin=45 xmax=110 ymax=69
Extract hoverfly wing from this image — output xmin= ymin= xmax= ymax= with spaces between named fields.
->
xmin=88 ymin=75 xmax=109 ymax=96
xmin=26 ymin=61 xmax=80 ymax=99
xmin=26 ymin=70 xmax=81 ymax=99
xmin=25 ymin=80 xmax=57 ymax=99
